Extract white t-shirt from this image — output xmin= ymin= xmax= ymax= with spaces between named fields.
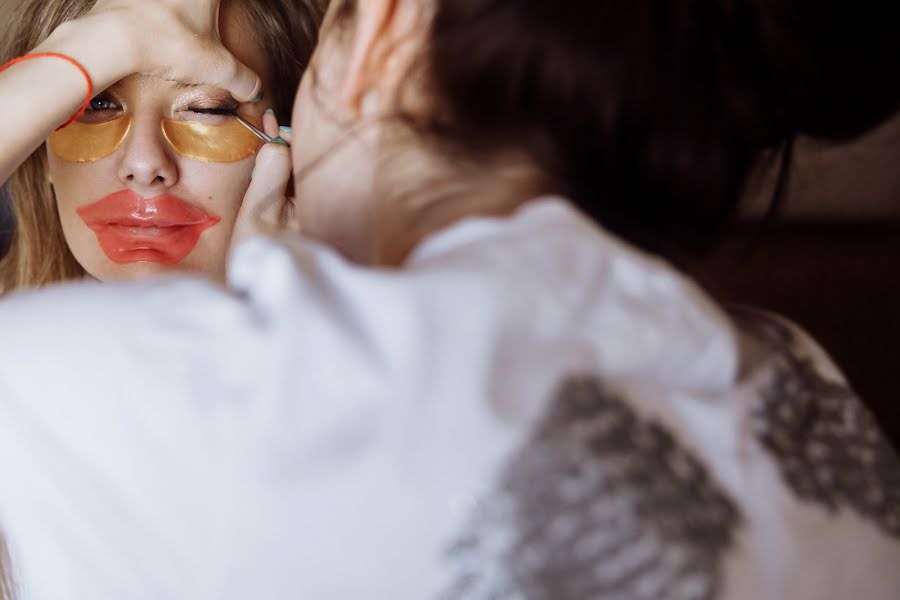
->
xmin=0 ymin=197 xmax=897 ymax=599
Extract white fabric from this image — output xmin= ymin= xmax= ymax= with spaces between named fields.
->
xmin=0 ymin=197 xmax=896 ymax=599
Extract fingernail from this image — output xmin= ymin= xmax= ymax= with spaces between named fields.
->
xmin=265 ymin=108 xmax=275 ymax=116
xmin=270 ymin=137 xmax=289 ymax=147
xmin=279 ymin=126 xmax=293 ymax=133
xmin=252 ymin=89 xmax=265 ymax=103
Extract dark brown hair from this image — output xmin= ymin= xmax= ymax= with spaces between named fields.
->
xmin=342 ymin=0 xmax=900 ymax=257
xmin=0 ymin=0 xmax=327 ymax=293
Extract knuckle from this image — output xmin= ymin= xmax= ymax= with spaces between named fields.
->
xmin=217 ymin=54 xmax=239 ymax=81
xmin=258 ymin=143 xmax=292 ymax=165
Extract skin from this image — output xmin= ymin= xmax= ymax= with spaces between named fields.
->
xmin=0 ymin=0 xmax=534 ymax=278
xmin=260 ymin=0 xmax=426 ymax=264
xmin=0 ymin=0 xmax=262 ymax=187
xmin=245 ymin=0 xmax=540 ymax=266
xmin=46 ymin=2 xmax=274 ymax=282
xmin=47 ymin=3 xmax=269 ymax=281
xmin=284 ymin=5 xmax=380 ymax=264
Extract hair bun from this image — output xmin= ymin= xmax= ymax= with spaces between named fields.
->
xmin=749 ymin=0 xmax=900 ymax=140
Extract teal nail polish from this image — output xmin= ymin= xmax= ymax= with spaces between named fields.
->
xmin=252 ymin=89 xmax=265 ymax=103
xmin=265 ymin=108 xmax=275 ymax=115
xmin=279 ymin=126 xmax=293 ymax=133
xmin=270 ymin=136 xmax=289 ymax=147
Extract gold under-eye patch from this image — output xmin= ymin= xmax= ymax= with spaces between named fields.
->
xmin=48 ymin=115 xmax=133 ymax=163
xmin=161 ymin=118 xmax=264 ymax=163
xmin=48 ymin=114 xmax=264 ymax=164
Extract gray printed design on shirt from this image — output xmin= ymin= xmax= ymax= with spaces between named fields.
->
xmin=743 ymin=312 xmax=900 ymax=538
xmin=440 ymin=377 xmax=741 ymax=600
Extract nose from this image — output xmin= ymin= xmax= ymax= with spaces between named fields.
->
xmin=116 ymin=115 xmax=179 ymax=191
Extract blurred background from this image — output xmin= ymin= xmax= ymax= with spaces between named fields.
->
xmin=689 ymin=118 xmax=900 ymax=445
xmin=0 ymin=0 xmax=897 ymax=443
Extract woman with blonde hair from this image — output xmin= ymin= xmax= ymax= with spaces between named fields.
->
xmin=0 ymin=0 xmax=324 ymax=290
xmin=0 ymin=0 xmax=899 ymax=598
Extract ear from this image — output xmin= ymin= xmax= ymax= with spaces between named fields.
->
xmin=339 ymin=0 xmax=421 ymax=117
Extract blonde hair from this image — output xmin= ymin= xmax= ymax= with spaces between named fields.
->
xmin=0 ymin=1 xmax=89 ymax=293
xmin=0 ymin=0 xmax=326 ymax=294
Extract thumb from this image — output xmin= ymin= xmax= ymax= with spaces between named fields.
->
xmin=207 ymin=47 xmax=262 ymax=103
xmin=233 ymin=142 xmax=293 ymax=244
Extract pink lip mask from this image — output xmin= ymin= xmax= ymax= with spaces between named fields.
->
xmin=77 ymin=190 xmax=220 ymax=265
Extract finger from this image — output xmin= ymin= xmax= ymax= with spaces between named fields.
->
xmin=283 ymin=197 xmax=302 ymax=233
xmin=262 ymin=109 xmax=280 ymax=138
xmin=205 ymin=47 xmax=262 ymax=103
xmin=233 ymin=142 xmax=293 ymax=242
xmin=277 ymin=126 xmax=294 ymax=145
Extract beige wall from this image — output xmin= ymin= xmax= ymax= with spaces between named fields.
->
xmin=743 ymin=112 xmax=900 ymax=220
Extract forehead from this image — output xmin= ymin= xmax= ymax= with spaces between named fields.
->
xmin=111 ymin=1 xmax=272 ymax=101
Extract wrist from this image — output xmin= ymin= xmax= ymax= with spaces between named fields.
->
xmin=36 ymin=17 xmax=137 ymax=92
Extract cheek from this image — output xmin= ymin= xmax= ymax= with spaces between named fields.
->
xmin=47 ymin=155 xmax=109 ymax=205
xmin=288 ymin=67 xmax=381 ymax=262
xmin=292 ymin=123 xmax=380 ymax=264
xmin=179 ymin=160 xmax=253 ymax=223
xmin=45 ymin=159 xmax=119 ymax=275
xmin=174 ymin=161 xmax=253 ymax=278
xmin=47 ymin=158 xmax=113 ymax=228
xmin=290 ymin=76 xmax=316 ymax=178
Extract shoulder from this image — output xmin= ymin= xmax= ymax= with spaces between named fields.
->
xmin=731 ymin=307 xmax=900 ymax=528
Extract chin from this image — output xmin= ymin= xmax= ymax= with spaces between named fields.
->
xmin=86 ymin=257 xmax=225 ymax=283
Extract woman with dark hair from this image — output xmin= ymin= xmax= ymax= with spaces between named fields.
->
xmin=0 ymin=0 xmax=899 ymax=598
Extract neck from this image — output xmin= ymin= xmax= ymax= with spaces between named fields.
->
xmin=373 ymin=127 xmax=555 ymax=266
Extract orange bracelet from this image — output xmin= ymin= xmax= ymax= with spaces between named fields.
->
xmin=0 ymin=52 xmax=94 ymax=130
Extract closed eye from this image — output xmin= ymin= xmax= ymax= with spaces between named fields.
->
xmin=188 ymin=104 xmax=239 ymax=116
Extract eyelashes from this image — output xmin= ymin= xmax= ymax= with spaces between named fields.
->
xmin=189 ymin=106 xmax=238 ymax=116
xmin=89 ymin=97 xmax=119 ymax=112
xmin=85 ymin=95 xmax=239 ymax=117
xmin=80 ymin=95 xmax=124 ymax=124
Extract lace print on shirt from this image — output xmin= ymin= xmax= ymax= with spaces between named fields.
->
xmin=440 ymin=377 xmax=741 ymax=600
xmin=746 ymin=313 xmax=900 ymax=539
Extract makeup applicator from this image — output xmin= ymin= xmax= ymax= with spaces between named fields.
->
xmin=232 ymin=113 xmax=290 ymax=147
